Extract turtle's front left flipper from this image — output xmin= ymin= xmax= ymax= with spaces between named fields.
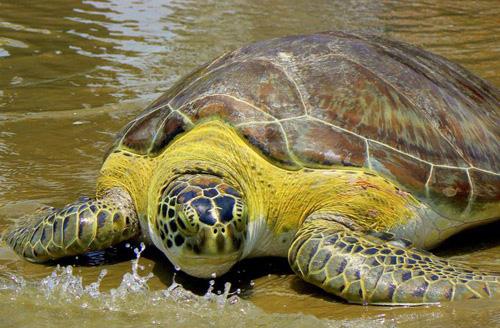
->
xmin=288 ymin=214 xmax=499 ymax=305
xmin=3 ymin=188 xmax=139 ymax=262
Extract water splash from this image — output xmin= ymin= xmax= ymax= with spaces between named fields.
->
xmin=0 ymin=244 xmax=344 ymax=327
xmin=31 ymin=243 xmax=154 ymax=305
xmin=0 ymin=242 xmax=244 ymax=310
xmin=0 ymin=270 xmax=26 ymax=292
xmin=111 ymin=242 xmax=154 ymax=297
xmin=1 ymin=261 xmax=430 ymax=328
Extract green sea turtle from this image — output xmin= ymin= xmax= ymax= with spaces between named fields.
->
xmin=4 ymin=31 xmax=499 ymax=305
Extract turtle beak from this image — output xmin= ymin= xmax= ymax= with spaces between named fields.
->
xmin=175 ymin=252 xmax=241 ymax=278
xmin=172 ymin=222 xmax=245 ymax=278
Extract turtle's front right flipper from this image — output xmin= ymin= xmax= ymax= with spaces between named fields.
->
xmin=3 ymin=188 xmax=139 ymax=262
xmin=289 ymin=214 xmax=499 ymax=305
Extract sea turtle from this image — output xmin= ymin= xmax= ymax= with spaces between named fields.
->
xmin=4 ymin=31 xmax=499 ymax=305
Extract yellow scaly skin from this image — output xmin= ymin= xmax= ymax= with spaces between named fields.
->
xmin=5 ymin=120 xmax=499 ymax=303
xmin=4 ymin=188 xmax=139 ymax=262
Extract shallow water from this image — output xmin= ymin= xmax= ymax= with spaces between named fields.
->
xmin=0 ymin=0 xmax=499 ymax=327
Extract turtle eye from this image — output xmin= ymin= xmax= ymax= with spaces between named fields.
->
xmin=176 ymin=206 xmax=199 ymax=235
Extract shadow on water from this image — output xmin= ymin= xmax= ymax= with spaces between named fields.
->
xmin=434 ymin=220 xmax=500 ymax=257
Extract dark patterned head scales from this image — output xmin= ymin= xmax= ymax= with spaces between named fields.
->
xmin=111 ymin=31 xmax=499 ymax=222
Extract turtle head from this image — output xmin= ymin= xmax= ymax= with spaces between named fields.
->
xmin=154 ymin=174 xmax=247 ymax=278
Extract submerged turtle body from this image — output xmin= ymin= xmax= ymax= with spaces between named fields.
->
xmin=5 ymin=32 xmax=500 ymax=305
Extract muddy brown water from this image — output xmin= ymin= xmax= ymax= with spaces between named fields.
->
xmin=0 ymin=1 xmax=499 ymax=327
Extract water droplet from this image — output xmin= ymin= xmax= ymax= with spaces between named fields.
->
xmin=211 ymin=272 xmax=217 ymax=278
xmin=125 ymin=243 xmax=130 ymax=248
xmin=174 ymin=265 xmax=181 ymax=271
xmin=10 ymin=76 xmax=23 ymax=85
xmin=73 ymin=120 xmax=90 ymax=125
xmin=99 ymin=269 xmax=108 ymax=279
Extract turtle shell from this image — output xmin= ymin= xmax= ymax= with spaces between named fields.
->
xmin=113 ymin=31 xmax=499 ymax=222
